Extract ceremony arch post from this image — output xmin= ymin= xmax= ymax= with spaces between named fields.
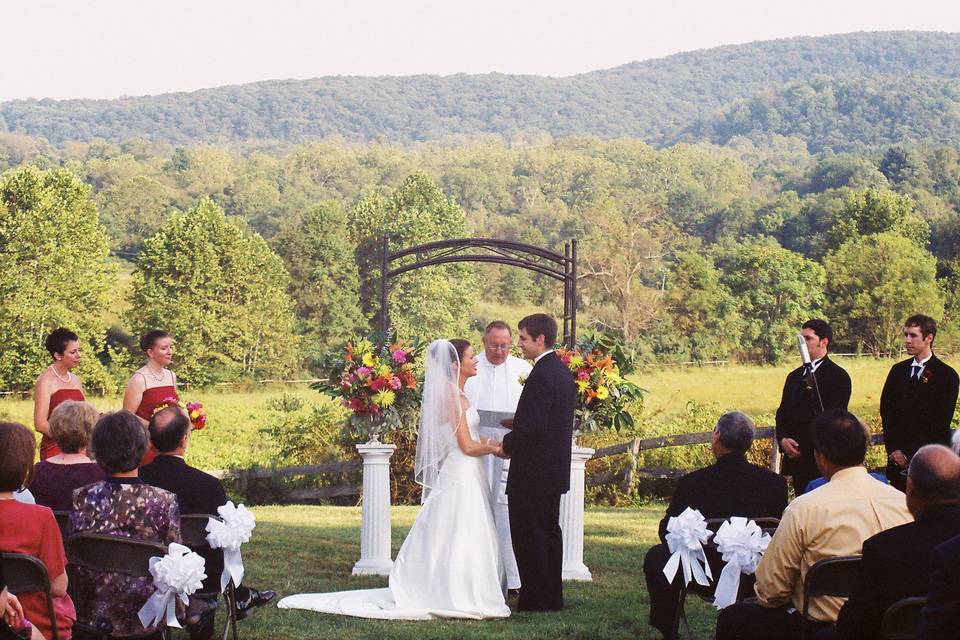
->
xmin=356 ymin=236 xmax=593 ymax=581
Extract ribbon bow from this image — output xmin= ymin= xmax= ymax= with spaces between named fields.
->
xmin=662 ymin=507 xmax=713 ymax=587
xmin=206 ymin=501 xmax=256 ymax=592
xmin=137 ymin=542 xmax=206 ymax=629
xmin=712 ymin=517 xmax=771 ymax=609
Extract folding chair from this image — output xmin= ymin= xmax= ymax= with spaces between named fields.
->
xmin=879 ymin=596 xmax=926 ymax=640
xmin=0 ymin=552 xmax=59 ymax=640
xmin=799 ymin=556 xmax=862 ymax=640
xmin=66 ymin=533 xmax=171 ymax=640
xmin=179 ymin=514 xmax=239 ymax=640
xmin=53 ymin=510 xmax=72 ymax=543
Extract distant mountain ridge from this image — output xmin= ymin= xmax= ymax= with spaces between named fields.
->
xmin=2 ymin=31 xmax=960 ymax=149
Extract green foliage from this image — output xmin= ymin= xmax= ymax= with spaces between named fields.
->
xmin=262 ymin=393 xmax=349 ymax=466
xmin=272 ymin=203 xmax=363 ymax=368
xmin=0 ymin=166 xmax=115 ymax=391
xmin=826 ymin=187 xmax=928 ymax=251
xmin=129 ymin=198 xmax=298 ymax=384
xmin=716 ymin=238 xmax=825 ymax=363
xmin=825 ymin=232 xmax=944 ymax=355
xmin=349 ymin=172 xmax=477 ymax=339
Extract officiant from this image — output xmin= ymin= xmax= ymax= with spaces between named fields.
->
xmin=464 ymin=320 xmax=532 ymax=594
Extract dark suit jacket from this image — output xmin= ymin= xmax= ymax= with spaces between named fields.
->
xmin=140 ymin=454 xmax=229 ymax=592
xmin=775 ymin=356 xmax=851 ymax=477
xmin=657 ymin=452 xmax=788 ymax=543
xmin=880 ymin=355 xmax=959 ymax=461
xmin=140 ymin=454 xmax=228 ymax=515
xmin=919 ymin=532 xmax=960 ymax=640
xmin=837 ymin=504 xmax=960 ymax=640
xmin=503 ymin=351 xmax=577 ymax=497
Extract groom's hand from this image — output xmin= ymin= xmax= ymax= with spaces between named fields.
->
xmin=499 ymin=419 xmax=513 ymax=429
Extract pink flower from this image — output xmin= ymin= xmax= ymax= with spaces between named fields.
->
xmin=392 ymin=349 xmax=408 ymax=364
xmin=577 ymin=369 xmax=591 ymax=380
xmin=356 ymin=366 xmax=371 ymax=377
xmin=388 ymin=376 xmax=402 ymax=390
xmin=561 ymin=354 xmax=571 ymax=365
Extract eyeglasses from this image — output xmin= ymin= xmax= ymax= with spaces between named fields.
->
xmin=489 ymin=344 xmax=513 ymax=352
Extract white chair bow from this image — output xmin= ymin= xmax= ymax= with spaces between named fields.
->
xmin=206 ymin=501 xmax=256 ymax=592
xmin=662 ymin=507 xmax=713 ymax=587
xmin=712 ymin=517 xmax=771 ymax=609
xmin=137 ymin=542 xmax=207 ymax=629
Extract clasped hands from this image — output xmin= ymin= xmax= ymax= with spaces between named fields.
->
xmin=479 ymin=437 xmax=510 ymax=459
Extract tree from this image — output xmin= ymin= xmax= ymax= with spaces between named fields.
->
xmin=95 ymin=175 xmax=172 ymax=254
xmin=349 ymin=172 xmax=477 ymax=339
xmin=716 ymin=238 xmax=825 ymax=363
xmin=129 ymin=198 xmax=298 ymax=384
xmin=579 ymin=201 xmax=672 ymax=344
xmin=826 ymin=187 xmax=929 ymax=251
xmin=661 ymin=250 xmax=742 ymax=361
xmin=825 ymin=232 xmax=943 ymax=355
xmin=273 ymin=202 xmax=363 ymax=368
xmin=0 ymin=166 xmax=115 ymax=390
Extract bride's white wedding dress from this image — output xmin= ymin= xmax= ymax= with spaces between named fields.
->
xmin=277 ymin=405 xmax=511 ymax=620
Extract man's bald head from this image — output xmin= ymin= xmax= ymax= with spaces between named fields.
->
xmin=148 ymin=406 xmax=191 ymax=453
xmin=906 ymin=445 xmax=960 ymax=515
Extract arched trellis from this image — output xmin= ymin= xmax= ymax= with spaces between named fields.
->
xmin=378 ymin=236 xmax=578 ymax=347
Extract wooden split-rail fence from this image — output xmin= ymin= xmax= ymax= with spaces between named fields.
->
xmin=204 ymin=428 xmax=886 ymax=503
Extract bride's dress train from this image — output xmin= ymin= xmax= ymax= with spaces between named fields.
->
xmin=277 ymin=406 xmax=511 ymax=620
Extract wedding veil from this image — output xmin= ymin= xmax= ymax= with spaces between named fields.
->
xmin=414 ymin=339 xmax=463 ymax=502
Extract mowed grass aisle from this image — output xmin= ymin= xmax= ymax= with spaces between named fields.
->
xmin=236 ymin=504 xmax=715 ymax=640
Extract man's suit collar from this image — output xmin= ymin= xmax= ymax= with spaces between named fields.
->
xmin=153 ymin=453 xmax=187 ymax=465
xmin=715 ymin=451 xmax=748 ymax=466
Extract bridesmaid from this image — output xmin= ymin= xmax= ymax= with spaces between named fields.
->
xmin=33 ymin=328 xmax=85 ymax=460
xmin=122 ymin=330 xmax=178 ymax=466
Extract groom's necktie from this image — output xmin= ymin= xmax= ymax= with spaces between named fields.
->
xmin=911 ymin=364 xmax=922 ymax=381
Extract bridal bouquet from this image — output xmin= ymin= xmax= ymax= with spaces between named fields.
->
xmin=152 ymin=397 xmax=208 ymax=430
xmin=555 ymin=335 xmax=644 ymax=433
xmin=316 ymin=334 xmax=423 ymax=441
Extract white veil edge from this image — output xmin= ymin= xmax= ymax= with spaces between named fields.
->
xmin=414 ymin=340 xmax=463 ymax=503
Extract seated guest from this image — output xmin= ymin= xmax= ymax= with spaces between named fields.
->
xmin=70 ymin=411 xmax=181 ymax=639
xmin=716 ymin=410 xmax=913 ymax=640
xmin=0 ymin=422 xmax=75 ymax=640
xmin=140 ymin=407 xmax=276 ymax=627
xmin=836 ymin=445 xmax=960 ymax=639
xmin=918 ymin=533 xmax=960 ymax=640
xmin=28 ymin=401 xmax=105 ymax=511
xmin=643 ymin=411 xmax=788 ymax=638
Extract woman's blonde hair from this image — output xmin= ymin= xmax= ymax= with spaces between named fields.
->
xmin=49 ymin=400 xmax=98 ymax=454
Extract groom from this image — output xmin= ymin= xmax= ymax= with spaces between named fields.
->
xmin=499 ymin=313 xmax=577 ymax=611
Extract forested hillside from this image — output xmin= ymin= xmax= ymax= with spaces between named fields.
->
xmin=2 ymin=31 xmax=959 ymax=149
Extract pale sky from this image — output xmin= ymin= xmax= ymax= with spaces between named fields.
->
xmin=2 ymin=0 xmax=959 ymax=101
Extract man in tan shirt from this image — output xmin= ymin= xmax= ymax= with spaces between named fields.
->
xmin=715 ymin=409 xmax=912 ymax=640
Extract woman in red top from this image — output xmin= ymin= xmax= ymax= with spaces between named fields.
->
xmin=122 ymin=330 xmax=178 ymax=466
xmin=0 ymin=422 xmax=75 ymax=640
xmin=33 ymin=328 xmax=85 ymax=460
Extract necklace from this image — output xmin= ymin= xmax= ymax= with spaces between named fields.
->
xmin=49 ymin=365 xmax=71 ymax=384
xmin=145 ymin=365 xmax=166 ymax=382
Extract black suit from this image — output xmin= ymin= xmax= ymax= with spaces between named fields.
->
xmin=140 ymin=455 xmax=228 ymax=593
xmin=880 ymin=355 xmax=959 ymax=490
xmin=775 ymin=356 xmax=851 ymax=494
xmin=837 ymin=504 xmax=960 ymax=640
xmin=502 ymin=350 xmax=576 ymax=611
xmin=919 ymin=533 xmax=960 ymax=640
xmin=644 ymin=453 xmax=788 ymax=636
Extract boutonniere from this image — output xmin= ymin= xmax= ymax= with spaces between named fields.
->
xmin=921 ymin=368 xmax=932 ymax=384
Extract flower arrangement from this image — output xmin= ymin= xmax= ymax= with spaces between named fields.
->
xmin=554 ymin=334 xmax=645 ymax=434
xmin=315 ymin=334 xmax=423 ymax=442
xmin=151 ymin=397 xmax=207 ymax=430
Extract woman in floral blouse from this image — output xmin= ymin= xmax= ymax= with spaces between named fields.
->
xmin=70 ymin=411 xmax=180 ymax=638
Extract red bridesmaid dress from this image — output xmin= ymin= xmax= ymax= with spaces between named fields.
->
xmin=136 ymin=384 xmax=179 ymax=466
xmin=40 ymin=388 xmax=86 ymax=459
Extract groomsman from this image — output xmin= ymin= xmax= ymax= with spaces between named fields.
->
xmin=881 ymin=314 xmax=959 ymax=491
xmin=464 ymin=320 xmax=532 ymax=594
xmin=775 ymin=319 xmax=852 ymax=495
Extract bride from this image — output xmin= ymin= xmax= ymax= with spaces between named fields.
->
xmin=278 ymin=339 xmax=511 ymax=620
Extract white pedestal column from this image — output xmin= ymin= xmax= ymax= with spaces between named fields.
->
xmin=352 ymin=443 xmax=396 ymax=576
xmin=560 ymin=444 xmax=595 ymax=581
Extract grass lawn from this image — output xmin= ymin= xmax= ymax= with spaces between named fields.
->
xmin=232 ymin=503 xmax=712 ymax=640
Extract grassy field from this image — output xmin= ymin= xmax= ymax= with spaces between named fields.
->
xmin=229 ymin=503 xmax=709 ymax=640
xmin=1 ymin=356 xmax=948 ymax=472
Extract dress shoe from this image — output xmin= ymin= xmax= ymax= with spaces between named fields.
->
xmin=235 ymin=587 xmax=277 ymax=620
